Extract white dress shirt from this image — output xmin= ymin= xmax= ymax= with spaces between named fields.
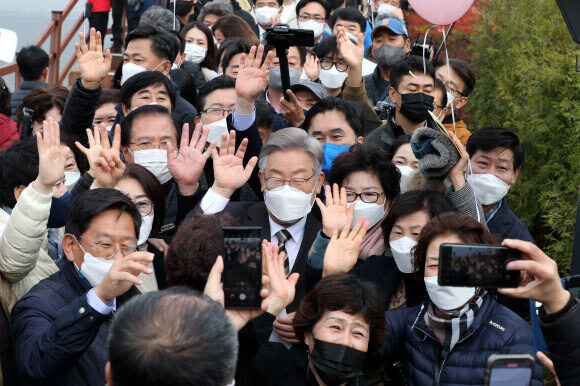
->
xmin=269 ymin=215 xmax=306 ymax=272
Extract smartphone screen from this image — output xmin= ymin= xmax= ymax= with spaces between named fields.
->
xmin=438 ymin=243 xmax=521 ymax=288
xmin=222 ymin=227 xmax=263 ymax=309
xmin=488 ymin=368 xmax=532 ymax=386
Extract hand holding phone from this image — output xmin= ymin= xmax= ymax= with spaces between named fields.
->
xmin=484 ymin=354 xmax=535 ymax=386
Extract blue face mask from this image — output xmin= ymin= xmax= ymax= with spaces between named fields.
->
xmin=322 ymin=142 xmax=352 ymax=176
xmin=47 ymin=191 xmax=72 ymax=228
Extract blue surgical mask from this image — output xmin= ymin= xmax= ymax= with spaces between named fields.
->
xmin=47 ymin=191 xmax=72 ymax=228
xmin=322 ymin=142 xmax=352 ymax=175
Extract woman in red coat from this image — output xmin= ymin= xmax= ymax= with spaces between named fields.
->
xmin=87 ymin=0 xmax=111 ymax=40
xmin=0 ymin=79 xmax=19 ymax=150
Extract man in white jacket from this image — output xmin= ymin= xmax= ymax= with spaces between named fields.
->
xmin=0 ymin=119 xmax=69 ymax=299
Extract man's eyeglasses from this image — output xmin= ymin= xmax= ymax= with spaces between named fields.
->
xmin=202 ymin=108 xmax=234 ymax=118
xmin=264 ymin=173 xmax=316 ymax=190
xmin=128 ymin=141 xmax=176 ymax=151
xmin=298 ymin=14 xmax=325 ymax=23
xmin=320 ymin=58 xmax=349 ymax=72
xmin=76 ymin=236 xmax=138 ymax=260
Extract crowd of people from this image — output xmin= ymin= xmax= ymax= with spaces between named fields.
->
xmin=0 ymin=0 xmax=578 ymax=385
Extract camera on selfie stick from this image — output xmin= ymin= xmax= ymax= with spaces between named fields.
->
xmin=265 ymin=24 xmax=314 ymax=101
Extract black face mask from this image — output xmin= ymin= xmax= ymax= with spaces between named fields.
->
xmin=309 ymin=339 xmax=366 ymax=386
xmin=173 ymin=0 xmax=195 ymax=16
xmin=397 ymin=91 xmax=435 ymax=123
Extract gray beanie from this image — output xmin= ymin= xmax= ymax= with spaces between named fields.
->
xmin=410 ymin=127 xmax=460 ymax=179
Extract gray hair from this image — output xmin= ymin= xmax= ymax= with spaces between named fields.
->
xmin=139 ymin=6 xmax=176 ymax=30
xmin=259 ymin=127 xmax=323 ymax=175
xmin=198 ymin=0 xmax=235 ymax=23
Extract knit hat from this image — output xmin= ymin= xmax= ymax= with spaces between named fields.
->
xmin=410 ymin=127 xmax=459 ymax=179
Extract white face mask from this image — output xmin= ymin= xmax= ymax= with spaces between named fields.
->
xmin=105 ymin=125 xmax=113 ymax=132
xmin=132 ymin=149 xmax=172 ymax=184
xmin=265 ymin=184 xmax=316 ymax=223
xmin=299 ymin=19 xmax=325 ymax=38
xmin=466 ymin=173 xmax=511 ymax=205
xmin=75 ymin=239 xmax=114 ymax=287
xmin=351 ymin=201 xmax=386 ymax=229
xmin=446 ymin=91 xmax=454 ymax=108
xmin=184 ymin=43 xmax=207 ymax=64
xmin=64 ymin=171 xmax=81 ymax=191
xmin=377 ymin=3 xmax=397 ymax=16
xmin=122 ymin=61 xmax=166 ymax=85
xmin=318 ymin=66 xmax=348 ymax=89
xmin=424 ymin=276 xmax=476 ymax=311
xmin=138 ymin=213 xmax=154 ymax=246
xmin=389 ymin=236 xmax=417 ymax=273
xmin=396 ymin=164 xmax=414 ymax=193
xmin=255 ymin=6 xmax=280 ymax=25
xmin=204 ymin=116 xmax=229 ymax=146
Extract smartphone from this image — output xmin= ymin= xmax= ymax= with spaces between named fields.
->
xmin=564 ymin=275 xmax=580 ymax=298
xmin=484 ymin=354 xmax=534 ymax=386
xmin=438 ymin=243 xmax=522 ymax=288
xmin=222 ymin=227 xmax=263 ymax=309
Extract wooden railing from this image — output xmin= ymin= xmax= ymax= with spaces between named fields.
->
xmin=0 ymin=0 xmax=126 ymax=89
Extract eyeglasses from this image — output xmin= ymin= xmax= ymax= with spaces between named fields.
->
xmin=135 ymin=200 xmax=154 ymax=216
xmin=265 ymin=172 xmax=316 ymax=190
xmin=202 ymin=108 xmax=233 ymax=118
xmin=320 ymin=58 xmax=349 ymax=72
xmin=446 ymin=85 xmax=466 ymax=98
xmin=345 ymin=191 xmax=384 ymax=203
xmin=76 ymin=236 xmax=138 ymax=260
xmin=129 ymin=141 xmax=176 ymax=151
xmin=298 ymin=14 xmax=325 ymax=23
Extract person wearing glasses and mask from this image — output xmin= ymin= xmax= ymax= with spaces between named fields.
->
xmin=296 ymin=0 xmax=332 ymax=46
xmin=196 ymin=127 xmax=324 ymax=312
xmin=11 ymin=189 xmax=153 ymax=386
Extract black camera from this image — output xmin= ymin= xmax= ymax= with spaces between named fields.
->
xmin=409 ymin=36 xmax=434 ymax=61
xmin=20 ymin=107 xmax=34 ymax=140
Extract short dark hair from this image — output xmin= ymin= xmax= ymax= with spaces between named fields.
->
xmin=296 ymin=0 xmax=331 ymax=20
xmin=122 ymin=164 xmax=166 ymax=236
xmin=14 ymin=85 xmax=69 ymax=129
xmin=326 ymin=0 xmax=345 ymax=10
xmin=196 ymin=76 xmax=236 ymax=113
xmin=390 ymin=55 xmax=435 ymax=91
xmin=97 ymin=88 xmax=121 ymax=110
xmin=65 ymin=188 xmax=142 ymax=239
xmin=121 ymin=104 xmax=181 ymax=147
xmin=0 ymin=137 xmax=39 ymax=208
xmin=293 ymin=274 xmax=385 ymax=352
xmin=217 ymin=37 xmax=243 ymax=69
xmin=437 ymin=58 xmax=476 ymax=96
xmin=168 ymin=29 xmax=186 ymax=57
xmin=328 ymin=143 xmax=400 ymax=201
xmin=387 ymin=133 xmax=412 ymax=159
xmin=0 ymin=78 xmax=11 ymax=117
xmin=221 ymin=38 xmax=253 ymax=73
xmin=313 ymin=35 xmax=339 ymax=60
xmin=181 ymin=21 xmax=218 ymax=69
xmin=120 ymin=71 xmax=177 ymax=110
xmin=169 ymin=68 xmax=197 ymax=108
xmin=108 ymin=286 xmax=238 ymax=386
xmin=413 ymin=212 xmax=498 ymax=282
xmin=255 ymin=98 xmax=273 ymax=131
xmin=328 ymin=7 xmax=366 ymax=32
xmin=381 ymin=190 xmax=454 ymax=244
xmin=125 ymin=26 xmax=177 ymax=61
xmin=165 ymin=213 xmax=239 ymax=290
xmin=433 ymin=77 xmax=448 ymax=108
xmin=16 ymin=46 xmax=49 ymax=81
xmin=466 ymin=126 xmax=525 ymax=170
xmin=303 ymin=97 xmax=362 ymax=137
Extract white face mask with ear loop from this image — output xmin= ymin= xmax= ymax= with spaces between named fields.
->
xmin=264 ymin=183 xmax=317 ymax=223
xmin=137 ymin=213 xmax=155 ymax=246
xmin=74 ymin=237 xmax=114 ymax=287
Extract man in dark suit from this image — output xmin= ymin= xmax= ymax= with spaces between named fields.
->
xmin=251 ymin=0 xmax=284 ymax=44
xmin=196 ymin=127 xmax=324 ymax=312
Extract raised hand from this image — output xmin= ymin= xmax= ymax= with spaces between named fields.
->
xmin=537 ymin=352 xmax=561 ymax=386
xmin=211 ymin=131 xmax=258 ymax=199
xmin=167 ymin=123 xmax=216 ymax=196
xmin=316 ymin=184 xmax=355 ymax=237
xmin=280 ymin=90 xmax=305 ymax=127
xmin=323 ymin=215 xmax=369 ymax=277
xmin=94 ymin=251 xmax=154 ymax=303
xmin=336 ymin=26 xmax=365 ymax=71
xmin=262 ymin=240 xmax=299 ymax=316
xmin=448 ymin=130 xmax=469 ymax=191
xmin=76 ymin=124 xmax=125 ymax=188
xmin=32 ymin=118 xmax=70 ymax=195
xmin=303 ymin=51 xmax=320 ymax=81
xmin=75 ymin=27 xmax=112 ymax=89
xmin=235 ymin=44 xmax=274 ymax=113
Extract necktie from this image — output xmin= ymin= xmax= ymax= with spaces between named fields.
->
xmin=275 ymin=229 xmax=292 ymax=276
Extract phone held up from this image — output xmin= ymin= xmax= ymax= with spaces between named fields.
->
xmin=438 ymin=243 xmax=522 ymax=288
xmin=222 ymin=227 xmax=263 ymax=309
xmin=484 ymin=354 xmax=535 ymax=386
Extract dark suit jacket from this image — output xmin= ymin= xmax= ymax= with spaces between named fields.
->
xmin=205 ymin=201 xmax=321 ymax=312
xmin=251 ymin=24 xmax=260 ymax=40
xmin=487 ymin=198 xmax=534 ymax=243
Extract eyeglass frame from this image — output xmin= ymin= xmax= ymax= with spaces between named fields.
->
xmin=264 ymin=172 xmax=317 ymax=190
xmin=128 ymin=140 xmax=177 ymax=151
xmin=297 ymin=13 xmax=326 ymax=23
xmin=135 ymin=199 xmax=155 ymax=216
xmin=320 ymin=58 xmax=349 ymax=72
xmin=345 ymin=191 xmax=385 ymax=204
xmin=75 ymin=236 xmax=138 ymax=260
xmin=201 ymin=108 xmax=234 ymax=118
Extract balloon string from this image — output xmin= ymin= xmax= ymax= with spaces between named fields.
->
xmin=408 ymin=24 xmax=437 ymax=79
xmin=368 ymin=0 xmax=375 ymax=27
xmin=173 ymin=0 xmax=177 ymax=30
xmin=441 ymin=24 xmax=456 ymax=134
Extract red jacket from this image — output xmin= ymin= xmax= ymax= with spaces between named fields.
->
xmin=0 ymin=114 xmax=19 ymax=150
xmin=87 ymin=0 xmax=111 ymax=13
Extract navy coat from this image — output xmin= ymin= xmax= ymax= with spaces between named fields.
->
xmin=487 ymin=198 xmax=534 ymax=243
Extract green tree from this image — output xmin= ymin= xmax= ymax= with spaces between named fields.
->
xmin=468 ymin=0 xmax=580 ymax=274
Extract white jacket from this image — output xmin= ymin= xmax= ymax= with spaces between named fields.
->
xmin=0 ymin=184 xmax=59 ymax=298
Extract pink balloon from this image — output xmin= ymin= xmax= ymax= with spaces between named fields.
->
xmin=408 ymin=0 xmax=474 ymax=25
